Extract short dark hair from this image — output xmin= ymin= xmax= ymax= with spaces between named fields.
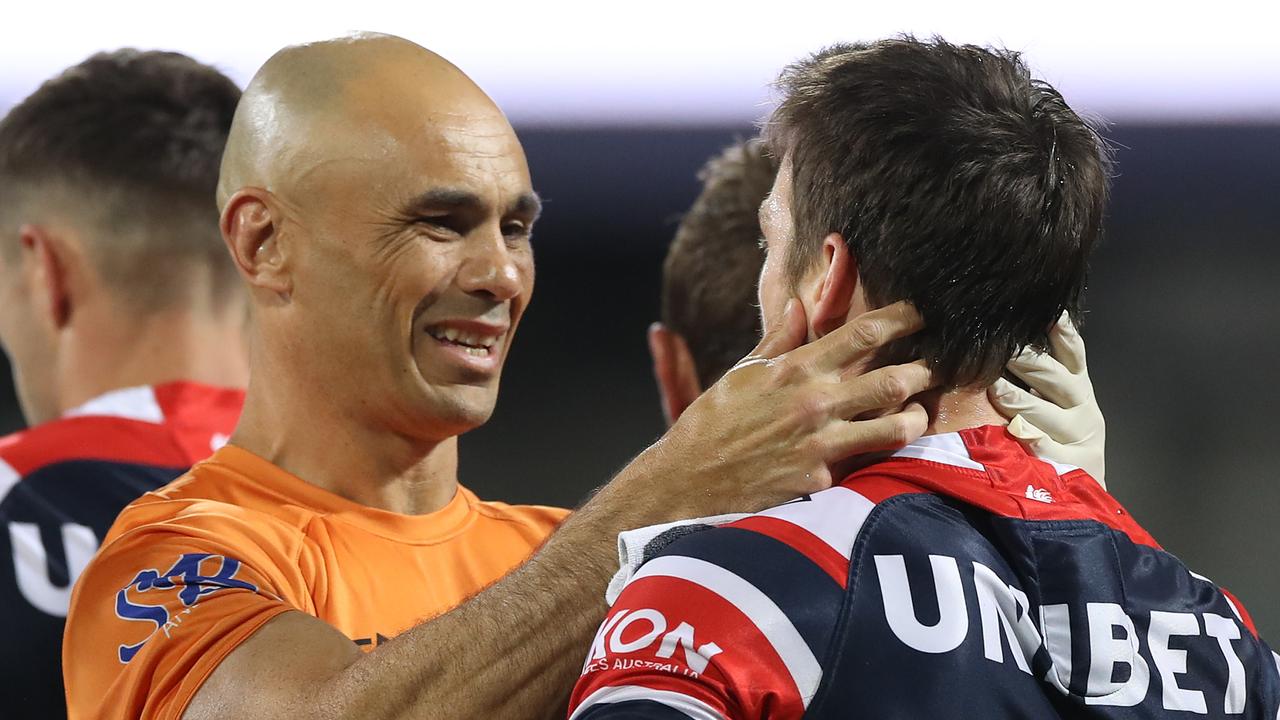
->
xmin=662 ymin=139 xmax=778 ymax=387
xmin=766 ymin=37 xmax=1111 ymax=387
xmin=0 ymin=49 xmax=242 ymax=306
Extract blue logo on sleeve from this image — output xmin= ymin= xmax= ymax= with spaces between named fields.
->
xmin=114 ymin=553 xmax=258 ymax=663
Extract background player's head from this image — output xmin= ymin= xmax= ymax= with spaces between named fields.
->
xmin=649 ymin=138 xmax=776 ymax=424
xmin=218 ymin=33 xmax=537 ymax=442
xmin=760 ymin=37 xmax=1110 ymax=391
xmin=0 ymin=50 xmax=244 ymax=424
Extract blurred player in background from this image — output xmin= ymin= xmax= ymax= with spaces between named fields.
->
xmin=573 ymin=38 xmax=1277 ymax=718
xmin=0 ymin=51 xmax=247 ymax=718
xmin=63 ymin=34 xmax=943 ymax=720
xmin=651 ymin=138 xmax=1106 ymax=483
xmin=648 ymin=139 xmax=776 ymax=425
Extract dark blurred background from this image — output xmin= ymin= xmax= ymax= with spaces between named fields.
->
xmin=12 ymin=123 xmax=1272 ymax=633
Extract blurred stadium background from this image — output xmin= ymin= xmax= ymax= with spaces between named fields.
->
xmin=3 ymin=2 xmax=1277 ymax=636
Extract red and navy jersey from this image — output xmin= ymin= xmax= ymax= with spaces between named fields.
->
xmin=569 ymin=425 xmax=1280 ymax=719
xmin=0 ymin=382 xmax=242 ymax=720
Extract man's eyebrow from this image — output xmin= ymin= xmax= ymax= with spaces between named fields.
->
xmin=510 ymin=191 xmax=542 ymax=221
xmin=401 ymin=188 xmax=542 ymax=221
xmin=402 ymin=188 xmax=484 ymax=214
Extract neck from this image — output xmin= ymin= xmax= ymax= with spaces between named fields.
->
xmin=57 ymin=304 xmax=249 ymax=413
xmin=230 ymin=343 xmax=459 ymax=516
xmin=919 ymin=386 xmax=1008 ymax=436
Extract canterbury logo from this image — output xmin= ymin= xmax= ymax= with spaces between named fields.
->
xmin=114 ymin=553 xmax=258 ymax=663
xmin=1025 ymin=485 xmax=1053 ymax=503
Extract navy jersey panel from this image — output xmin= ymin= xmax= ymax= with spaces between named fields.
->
xmin=814 ymin=491 xmax=1280 ymax=717
xmin=1 ymin=460 xmax=184 ymax=720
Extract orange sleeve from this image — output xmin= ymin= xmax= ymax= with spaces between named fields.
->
xmin=63 ymin=506 xmax=307 ymax=720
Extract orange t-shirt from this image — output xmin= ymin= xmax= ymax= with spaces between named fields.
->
xmin=62 ymin=445 xmax=568 ymax=720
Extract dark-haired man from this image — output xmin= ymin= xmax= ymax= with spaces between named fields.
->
xmin=0 ymin=51 xmax=247 ymax=718
xmin=647 ymin=139 xmax=776 ymax=424
xmin=651 ymin=138 xmax=1106 ymax=483
xmin=572 ymin=38 xmax=1278 ymax=718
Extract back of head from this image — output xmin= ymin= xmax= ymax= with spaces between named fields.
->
xmin=766 ymin=37 xmax=1111 ymax=388
xmin=0 ymin=49 xmax=242 ymax=308
xmin=662 ymin=139 xmax=777 ymax=387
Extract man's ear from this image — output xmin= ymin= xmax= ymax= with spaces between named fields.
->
xmin=18 ymin=224 xmax=72 ymax=330
xmin=809 ymin=232 xmax=857 ymax=338
xmin=647 ymin=323 xmax=703 ymax=426
xmin=221 ymin=188 xmax=291 ymax=299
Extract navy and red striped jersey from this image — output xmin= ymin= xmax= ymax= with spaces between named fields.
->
xmin=0 ymin=382 xmax=242 ymax=719
xmin=569 ymin=425 xmax=1280 ymax=719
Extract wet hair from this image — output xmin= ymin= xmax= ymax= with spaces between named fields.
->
xmin=661 ymin=139 xmax=778 ymax=387
xmin=766 ymin=37 xmax=1111 ymax=387
xmin=0 ymin=49 xmax=242 ymax=307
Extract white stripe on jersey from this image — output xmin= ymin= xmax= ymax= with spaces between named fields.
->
xmin=891 ymin=433 xmax=986 ymax=471
xmin=1190 ymin=571 xmax=1245 ymax=623
xmin=757 ymin=486 xmax=875 ymax=560
xmin=1274 ymin=652 xmax=1280 ymax=720
xmin=632 ymin=555 xmax=824 ymax=705
xmin=0 ymin=458 xmax=19 ymax=504
xmin=570 ymin=685 xmax=724 ymax=720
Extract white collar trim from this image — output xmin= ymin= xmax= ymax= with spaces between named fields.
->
xmin=890 ymin=432 xmax=986 ymax=472
xmin=62 ymin=385 xmax=164 ymax=425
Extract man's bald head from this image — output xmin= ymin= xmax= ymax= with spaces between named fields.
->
xmin=217 ymin=33 xmax=505 ymax=210
xmin=218 ymin=32 xmax=538 ymax=443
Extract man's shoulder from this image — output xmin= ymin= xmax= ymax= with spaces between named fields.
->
xmin=0 ymin=414 xmax=188 ymax=479
xmin=0 ymin=416 xmax=195 ymax=532
xmin=631 ymin=478 xmax=934 ymax=589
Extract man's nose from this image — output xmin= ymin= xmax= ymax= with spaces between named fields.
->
xmin=457 ymin=228 xmax=522 ymax=302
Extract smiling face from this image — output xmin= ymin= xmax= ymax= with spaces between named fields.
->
xmin=226 ymin=37 xmax=540 ymax=443
xmin=293 ymin=113 xmax=536 ymax=441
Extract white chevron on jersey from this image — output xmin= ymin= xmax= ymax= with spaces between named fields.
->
xmin=0 ymin=458 xmax=18 ymax=504
xmin=756 ymin=486 xmax=875 ymax=560
xmin=569 ymin=685 xmax=725 ymax=720
xmin=630 ymin=555 xmax=824 ymax=705
xmin=1190 ymin=571 xmax=1245 ymax=624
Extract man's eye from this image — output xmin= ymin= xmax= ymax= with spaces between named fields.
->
xmin=416 ymin=217 xmax=459 ymax=235
xmin=757 ymin=236 xmax=768 ymax=250
xmin=502 ymin=222 xmax=531 ymax=240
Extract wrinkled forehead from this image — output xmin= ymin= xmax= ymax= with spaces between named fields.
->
xmin=298 ymin=98 xmax=532 ymax=210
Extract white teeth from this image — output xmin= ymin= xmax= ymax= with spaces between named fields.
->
xmin=427 ymin=325 xmax=499 ymax=352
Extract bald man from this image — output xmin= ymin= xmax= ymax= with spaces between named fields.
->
xmin=62 ymin=35 xmax=939 ymax=720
